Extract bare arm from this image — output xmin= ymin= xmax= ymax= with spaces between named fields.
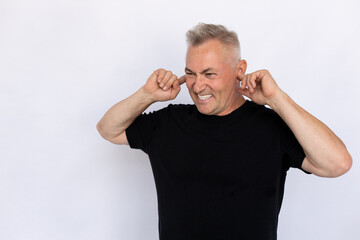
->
xmin=96 ymin=87 xmax=154 ymax=144
xmin=268 ymin=90 xmax=352 ymax=177
xmin=238 ymin=70 xmax=352 ymax=177
xmin=97 ymin=69 xmax=185 ymax=145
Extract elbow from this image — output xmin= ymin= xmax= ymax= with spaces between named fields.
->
xmin=96 ymin=121 xmax=125 ymax=144
xmin=96 ymin=121 xmax=101 ymax=132
xmin=96 ymin=121 xmax=108 ymax=140
xmin=339 ymin=153 xmax=353 ymax=175
xmin=96 ymin=121 xmax=103 ymax=135
xmin=329 ymin=152 xmax=352 ymax=177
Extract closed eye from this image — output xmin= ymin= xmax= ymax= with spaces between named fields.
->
xmin=205 ymin=73 xmax=216 ymax=78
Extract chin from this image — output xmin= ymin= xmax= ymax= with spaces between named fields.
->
xmin=195 ymin=104 xmax=214 ymax=115
xmin=190 ymin=94 xmax=216 ymax=115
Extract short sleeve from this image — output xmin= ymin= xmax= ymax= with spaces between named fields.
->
xmin=126 ymin=107 xmax=167 ymax=154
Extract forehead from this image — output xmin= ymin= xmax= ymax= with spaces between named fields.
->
xmin=186 ymin=40 xmax=232 ymax=71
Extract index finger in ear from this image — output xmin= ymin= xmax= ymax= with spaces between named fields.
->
xmin=178 ymin=75 xmax=186 ymax=85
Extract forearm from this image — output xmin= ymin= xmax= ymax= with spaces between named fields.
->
xmin=97 ymin=87 xmax=154 ymax=140
xmin=268 ymin=90 xmax=352 ymax=175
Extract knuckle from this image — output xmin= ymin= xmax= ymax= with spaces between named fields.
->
xmin=166 ymin=72 xmax=172 ymax=79
xmin=155 ymin=68 xmax=164 ymax=74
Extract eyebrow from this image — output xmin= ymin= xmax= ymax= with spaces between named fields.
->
xmin=185 ymin=67 xmax=215 ymax=74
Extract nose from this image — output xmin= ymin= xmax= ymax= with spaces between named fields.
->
xmin=193 ymin=75 xmax=206 ymax=93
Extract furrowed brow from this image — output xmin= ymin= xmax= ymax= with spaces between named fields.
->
xmin=200 ymin=68 xmax=214 ymax=74
xmin=185 ymin=67 xmax=194 ymax=73
xmin=185 ymin=67 xmax=215 ymax=74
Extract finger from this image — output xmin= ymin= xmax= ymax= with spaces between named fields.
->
xmin=156 ymin=68 xmax=166 ymax=83
xmin=244 ymin=74 xmax=252 ymax=90
xmin=249 ymin=74 xmax=257 ymax=93
xmin=159 ymin=71 xmax=173 ymax=88
xmin=163 ymin=74 xmax=177 ymax=91
xmin=240 ymin=74 xmax=248 ymax=90
xmin=249 ymin=73 xmax=257 ymax=89
xmin=236 ymin=72 xmax=243 ymax=86
xmin=173 ymin=79 xmax=180 ymax=91
xmin=170 ymin=80 xmax=181 ymax=99
xmin=243 ymin=74 xmax=251 ymax=91
xmin=148 ymin=71 xmax=158 ymax=82
xmin=178 ymin=75 xmax=186 ymax=85
xmin=247 ymin=76 xmax=255 ymax=93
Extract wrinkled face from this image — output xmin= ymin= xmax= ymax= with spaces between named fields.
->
xmin=185 ymin=39 xmax=241 ymax=116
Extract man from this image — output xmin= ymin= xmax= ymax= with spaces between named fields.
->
xmin=97 ymin=23 xmax=352 ymax=240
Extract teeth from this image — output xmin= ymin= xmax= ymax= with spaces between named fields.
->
xmin=198 ymin=94 xmax=212 ymax=100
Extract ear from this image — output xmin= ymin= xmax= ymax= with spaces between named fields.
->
xmin=237 ymin=59 xmax=247 ymax=74
xmin=236 ymin=59 xmax=247 ymax=82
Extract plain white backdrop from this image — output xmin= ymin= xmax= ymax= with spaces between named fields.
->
xmin=1 ymin=0 xmax=359 ymax=239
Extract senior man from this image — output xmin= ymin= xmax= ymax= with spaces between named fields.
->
xmin=97 ymin=23 xmax=352 ymax=240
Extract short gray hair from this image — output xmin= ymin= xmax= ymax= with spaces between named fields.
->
xmin=186 ymin=23 xmax=241 ymax=59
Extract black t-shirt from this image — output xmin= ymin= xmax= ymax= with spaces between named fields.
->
xmin=126 ymin=100 xmax=307 ymax=240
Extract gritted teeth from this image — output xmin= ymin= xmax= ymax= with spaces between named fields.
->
xmin=197 ymin=94 xmax=212 ymax=100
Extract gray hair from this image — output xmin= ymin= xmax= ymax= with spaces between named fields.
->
xmin=186 ymin=23 xmax=241 ymax=60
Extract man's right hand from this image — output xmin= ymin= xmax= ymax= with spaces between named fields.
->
xmin=97 ymin=69 xmax=185 ymax=145
xmin=143 ymin=69 xmax=186 ymax=102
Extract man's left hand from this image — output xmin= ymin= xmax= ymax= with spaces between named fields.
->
xmin=237 ymin=69 xmax=281 ymax=106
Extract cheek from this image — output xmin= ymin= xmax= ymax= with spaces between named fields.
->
xmin=207 ymin=81 xmax=221 ymax=92
xmin=216 ymin=78 xmax=233 ymax=91
xmin=185 ymin=78 xmax=193 ymax=90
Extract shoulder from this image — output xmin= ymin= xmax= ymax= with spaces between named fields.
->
xmin=162 ymin=103 xmax=196 ymax=116
xmin=146 ymin=103 xmax=194 ymax=112
xmin=167 ymin=103 xmax=195 ymax=111
xmin=140 ymin=103 xmax=195 ymax=120
xmin=241 ymin=101 xmax=290 ymax=137
xmin=245 ymin=100 xmax=281 ymax=122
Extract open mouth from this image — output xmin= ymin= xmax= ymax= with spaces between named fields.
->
xmin=197 ymin=94 xmax=212 ymax=101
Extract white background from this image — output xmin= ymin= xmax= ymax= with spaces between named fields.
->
xmin=1 ymin=0 xmax=359 ymax=239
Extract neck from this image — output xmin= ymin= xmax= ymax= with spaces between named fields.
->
xmin=218 ymin=94 xmax=246 ymax=116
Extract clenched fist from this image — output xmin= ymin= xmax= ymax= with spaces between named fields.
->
xmin=143 ymin=68 xmax=186 ymax=102
xmin=237 ymin=69 xmax=282 ymax=106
